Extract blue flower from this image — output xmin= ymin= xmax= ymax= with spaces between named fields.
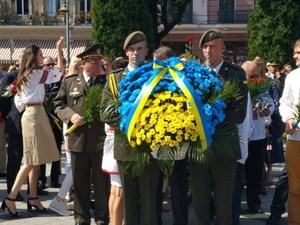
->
xmin=117 ymin=57 xmax=226 ymax=145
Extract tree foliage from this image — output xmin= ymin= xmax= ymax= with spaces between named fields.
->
xmin=247 ymin=0 xmax=300 ymax=65
xmin=92 ymin=0 xmax=191 ymax=59
xmin=92 ymin=0 xmax=154 ymax=59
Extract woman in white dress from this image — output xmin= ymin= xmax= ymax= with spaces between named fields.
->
xmin=0 ymin=37 xmax=65 ymax=217
xmin=102 ymin=124 xmax=124 ymax=225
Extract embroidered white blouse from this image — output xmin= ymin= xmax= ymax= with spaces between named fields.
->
xmin=14 ymin=68 xmax=62 ymax=112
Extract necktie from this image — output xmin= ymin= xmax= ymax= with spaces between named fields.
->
xmin=210 ymin=69 xmax=216 ymax=76
xmin=87 ymin=78 xmax=93 ymax=87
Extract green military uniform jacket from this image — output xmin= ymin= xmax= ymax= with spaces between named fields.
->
xmin=214 ymin=61 xmax=248 ymax=161
xmin=100 ymin=67 xmax=138 ymax=161
xmin=54 ymin=73 xmax=105 ymax=153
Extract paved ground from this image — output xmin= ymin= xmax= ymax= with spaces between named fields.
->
xmin=0 ymin=149 xmax=288 ymax=225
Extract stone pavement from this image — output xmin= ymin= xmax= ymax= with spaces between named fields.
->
xmin=0 ymin=149 xmax=288 ymax=225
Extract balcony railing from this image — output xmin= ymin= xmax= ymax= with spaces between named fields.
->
xmin=0 ymin=14 xmax=92 ymax=26
xmin=218 ymin=10 xmax=251 ymax=24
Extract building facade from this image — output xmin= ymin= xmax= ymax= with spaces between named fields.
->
xmin=161 ymin=0 xmax=253 ymax=63
xmin=0 ymin=0 xmax=254 ymax=65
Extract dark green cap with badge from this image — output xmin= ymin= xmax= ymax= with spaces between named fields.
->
xmin=77 ymin=44 xmax=104 ymax=60
xmin=123 ymin=31 xmax=147 ymax=50
xmin=199 ymin=29 xmax=224 ymax=48
xmin=266 ymin=59 xmax=280 ymax=67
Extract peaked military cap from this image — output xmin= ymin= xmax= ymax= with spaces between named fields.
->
xmin=199 ymin=29 xmax=224 ymax=48
xmin=77 ymin=44 xmax=104 ymax=60
xmin=123 ymin=31 xmax=147 ymax=50
xmin=266 ymin=59 xmax=280 ymax=67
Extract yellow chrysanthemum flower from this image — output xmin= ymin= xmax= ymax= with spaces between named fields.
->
xmin=131 ymin=91 xmax=199 ymax=149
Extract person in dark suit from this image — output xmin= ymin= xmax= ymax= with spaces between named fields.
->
xmin=189 ymin=29 xmax=248 ymax=225
xmin=153 ymin=46 xmax=189 ymax=225
xmin=266 ymin=59 xmax=286 ymax=97
xmin=39 ymin=56 xmax=63 ymax=190
xmin=100 ymin=31 xmax=160 ymax=225
xmin=0 ymin=65 xmax=24 ymax=201
xmin=54 ymin=44 xmax=110 ymax=225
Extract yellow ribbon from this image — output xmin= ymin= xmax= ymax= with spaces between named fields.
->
xmin=125 ymin=59 xmax=211 ymax=150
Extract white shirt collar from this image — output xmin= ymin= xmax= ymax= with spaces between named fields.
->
xmin=127 ymin=64 xmax=135 ymax=72
xmin=83 ymin=71 xmax=92 ymax=83
xmin=207 ymin=59 xmax=224 ymax=74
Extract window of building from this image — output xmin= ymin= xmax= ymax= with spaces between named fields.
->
xmin=79 ymin=0 xmax=91 ymax=12
xmin=16 ymin=0 xmax=29 ymax=15
xmin=166 ymin=0 xmax=192 ymax=24
xmin=218 ymin=0 xmax=235 ymax=23
xmin=225 ymin=41 xmax=248 ymax=64
xmin=47 ymin=0 xmax=63 ymax=16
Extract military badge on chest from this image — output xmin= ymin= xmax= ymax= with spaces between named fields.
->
xmin=69 ymin=87 xmax=81 ymax=105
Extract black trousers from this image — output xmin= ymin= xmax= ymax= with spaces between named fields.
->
xmin=270 ymin=167 xmax=288 ymax=215
xmin=119 ymin=157 xmax=160 ymax=225
xmin=169 ymin=157 xmax=189 ymax=225
xmin=232 ymin=162 xmax=244 ymax=225
xmin=156 ymin=170 xmax=164 ymax=225
xmin=190 ymin=159 xmax=236 ymax=225
xmin=6 ymin=134 xmax=23 ymax=193
xmin=156 ymin=157 xmax=189 ymax=225
xmin=72 ymin=151 xmax=110 ymax=224
xmin=245 ymin=139 xmax=265 ymax=209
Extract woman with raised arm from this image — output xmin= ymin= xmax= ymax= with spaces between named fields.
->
xmin=0 ymin=37 xmax=65 ymax=217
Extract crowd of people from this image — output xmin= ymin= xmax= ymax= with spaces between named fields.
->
xmin=0 ymin=28 xmax=298 ymax=225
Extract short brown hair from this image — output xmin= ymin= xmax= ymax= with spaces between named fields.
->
xmin=294 ymin=39 xmax=300 ymax=49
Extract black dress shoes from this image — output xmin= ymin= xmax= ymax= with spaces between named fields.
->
xmin=75 ymin=223 xmax=90 ymax=225
xmin=266 ymin=214 xmax=281 ymax=225
xmin=249 ymin=205 xmax=264 ymax=214
xmin=260 ymin=186 xmax=267 ymax=195
xmin=95 ymin=221 xmax=108 ymax=225
xmin=38 ymin=189 xmax=49 ymax=195
xmin=0 ymin=172 xmax=6 ymax=178
xmin=50 ymin=182 xmax=61 ymax=188
xmin=38 ymin=182 xmax=47 ymax=190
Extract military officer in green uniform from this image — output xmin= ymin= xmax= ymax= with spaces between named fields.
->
xmin=54 ymin=44 xmax=110 ymax=225
xmin=189 ymin=29 xmax=248 ymax=225
xmin=100 ymin=31 xmax=160 ymax=225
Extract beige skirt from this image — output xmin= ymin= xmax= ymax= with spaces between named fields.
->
xmin=21 ymin=105 xmax=60 ymax=165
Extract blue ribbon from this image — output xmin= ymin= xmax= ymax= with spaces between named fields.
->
xmin=125 ymin=58 xmax=212 ymax=150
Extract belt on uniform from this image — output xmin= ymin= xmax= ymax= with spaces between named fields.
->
xmin=26 ymin=102 xmax=43 ymax=107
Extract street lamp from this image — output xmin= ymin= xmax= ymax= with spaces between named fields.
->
xmin=59 ymin=1 xmax=70 ymax=68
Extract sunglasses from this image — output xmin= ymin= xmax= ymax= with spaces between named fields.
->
xmin=43 ymin=63 xmax=55 ymax=67
xmin=85 ymin=60 xmax=102 ymax=66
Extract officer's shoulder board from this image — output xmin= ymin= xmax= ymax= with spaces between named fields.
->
xmin=107 ymin=69 xmax=123 ymax=101
xmin=224 ymin=63 xmax=247 ymax=84
xmin=65 ymin=73 xmax=78 ymax=79
xmin=227 ymin=63 xmax=245 ymax=73
xmin=109 ymin=68 xmax=124 ymax=76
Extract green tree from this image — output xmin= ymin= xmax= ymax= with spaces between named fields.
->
xmin=92 ymin=0 xmax=191 ymax=59
xmin=92 ymin=0 xmax=154 ymax=59
xmin=247 ymin=0 xmax=300 ymax=65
